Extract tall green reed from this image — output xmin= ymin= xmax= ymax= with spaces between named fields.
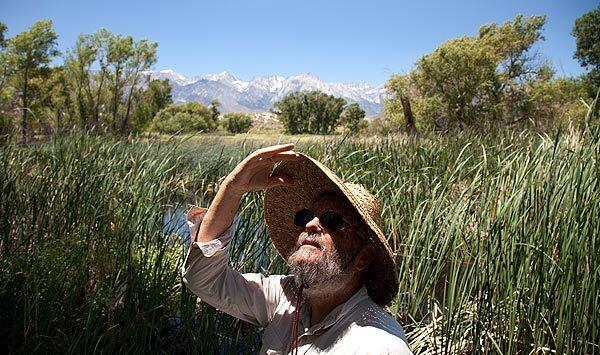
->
xmin=1 ymin=130 xmax=598 ymax=353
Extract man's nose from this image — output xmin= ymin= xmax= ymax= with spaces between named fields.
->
xmin=305 ymin=216 xmax=322 ymax=232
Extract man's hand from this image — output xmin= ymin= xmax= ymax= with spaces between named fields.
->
xmin=196 ymin=144 xmax=300 ymax=243
xmin=226 ymin=143 xmax=300 ymax=194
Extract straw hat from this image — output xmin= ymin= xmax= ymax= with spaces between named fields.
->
xmin=264 ymin=153 xmax=399 ymax=306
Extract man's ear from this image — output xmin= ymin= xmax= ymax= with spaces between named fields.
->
xmin=354 ymin=244 xmax=375 ymax=272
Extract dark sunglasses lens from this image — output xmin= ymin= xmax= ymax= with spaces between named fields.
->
xmin=294 ymin=209 xmax=314 ymax=227
xmin=320 ymin=211 xmax=344 ymax=230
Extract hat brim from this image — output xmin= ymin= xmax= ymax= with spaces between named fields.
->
xmin=263 ymin=153 xmax=399 ymax=306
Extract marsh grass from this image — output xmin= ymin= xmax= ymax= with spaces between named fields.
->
xmin=1 ymin=130 xmax=598 ymax=353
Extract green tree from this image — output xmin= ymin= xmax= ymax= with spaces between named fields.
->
xmin=65 ymin=30 xmax=108 ymax=129
xmin=526 ymin=77 xmax=589 ymax=130
xmin=0 ymin=55 xmax=16 ymax=136
xmin=120 ymin=38 xmax=157 ymax=132
xmin=152 ymin=102 xmax=218 ymax=134
xmin=272 ymin=91 xmax=346 ymax=134
xmin=134 ymin=79 xmax=172 ymax=131
xmin=0 ymin=22 xmax=7 ymax=47
xmin=413 ymin=35 xmax=498 ymax=129
xmin=572 ymin=5 xmax=600 ymax=104
xmin=3 ymin=20 xmax=59 ymax=140
xmin=1 ymin=23 xmax=163 ymax=137
xmin=0 ymin=22 xmax=15 ymax=136
xmin=106 ymin=34 xmax=133 ymax=130
xmin=340 ymin=103 xmax=367 ymax=133
xmin=573 ymin=6 xmax=600 ymax=73
xmin=38 ymin=66 xmax=74 ymax=134
xmin=221 ymin=112 xmax=253 ymax=133
xmin=210 ymin=99 xmax=221 ymax=122
xmin=386 ymin=14 xmax=551 ymax=131
xmin=64 ymin=29 xmax=158 ymax=133
xmin=385 ymin=75 xmax=420 ymax=134
xmin=479 ymin=14 xmax=551 ymax=124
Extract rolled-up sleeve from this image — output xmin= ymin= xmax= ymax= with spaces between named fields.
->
xmin=181 ymin=223 xmax=285 ymax=327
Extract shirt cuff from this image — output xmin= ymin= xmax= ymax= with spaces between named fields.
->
xmin=192 ymin=238 xmax=225 ymax=257
xmin=188 ymin=220 xmax=234 ymax=257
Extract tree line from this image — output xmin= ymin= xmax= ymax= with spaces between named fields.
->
xmin=0 ymin=21 xmax=179 ymax=141
xmin=384 ymin=12 xmax=600 ymax=134
xmin=0 ymin=19 xmax=364 ymax=138
xmin=1 ymin=9 xmax=598 ymax=140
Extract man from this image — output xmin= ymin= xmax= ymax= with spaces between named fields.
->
xmin=182 ymin=144 xmax=412 ymax=354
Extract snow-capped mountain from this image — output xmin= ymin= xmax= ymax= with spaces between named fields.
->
xmin=150 ymin=69 xmax=197 ymax=86
xmin=148 ymin=70 xmax=386 ymax=116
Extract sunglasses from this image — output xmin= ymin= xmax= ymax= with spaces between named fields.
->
xmin=293 ymin=209 xmax=347 ymax=231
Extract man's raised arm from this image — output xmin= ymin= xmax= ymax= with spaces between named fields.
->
xmin=182 ymin=144 xmax=300 ymax=327
xmin=196 ymin=143 xmax=299 ymax=243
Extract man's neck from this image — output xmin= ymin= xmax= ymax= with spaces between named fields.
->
xmin=305 ymin=278 xmax=363 ymax=327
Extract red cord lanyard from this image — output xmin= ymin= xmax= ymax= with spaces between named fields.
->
xmin=290 ymin=285 xmax=304 ymax=355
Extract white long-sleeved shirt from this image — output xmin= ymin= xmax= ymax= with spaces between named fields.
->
xmin=182 ymin=221 xmax=413 ymax=354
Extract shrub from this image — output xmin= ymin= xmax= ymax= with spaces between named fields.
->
xmin=366 ymin=116 xmax=402 ymax=136
xmin=341 ymin=103 xmax=367 ymax=134
xmin=221 ymin=113 xmax=253 ymax=134
xmin=152 ymin=102 xmax=217 ymax=134
xmin=271 ymin=91 xmax=346 ymax=134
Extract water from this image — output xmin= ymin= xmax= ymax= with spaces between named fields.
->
xmin=162 ymin=206 xmax=273 ymax=272
xmin=160 ymin=206 xmax=264 ymax=353
xmin=162 ymin=206 xmax=191 ymax=245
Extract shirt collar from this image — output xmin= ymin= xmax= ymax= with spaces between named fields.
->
xmin=299 ymin=285 xmax=370 ymax=336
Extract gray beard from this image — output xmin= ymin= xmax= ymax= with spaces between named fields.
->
xmin=286 ymin=232 xmax=353 ymax=289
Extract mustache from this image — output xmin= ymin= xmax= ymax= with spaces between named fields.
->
xmin=295 ymin=231 xmax=325 ymax=250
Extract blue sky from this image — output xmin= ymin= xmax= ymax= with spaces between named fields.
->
xmin=1 ymin=0 xmax=597 ymax=85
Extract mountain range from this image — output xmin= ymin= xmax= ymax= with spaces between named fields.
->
xmin=148 ymin=70 xmax=386 ymax=116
